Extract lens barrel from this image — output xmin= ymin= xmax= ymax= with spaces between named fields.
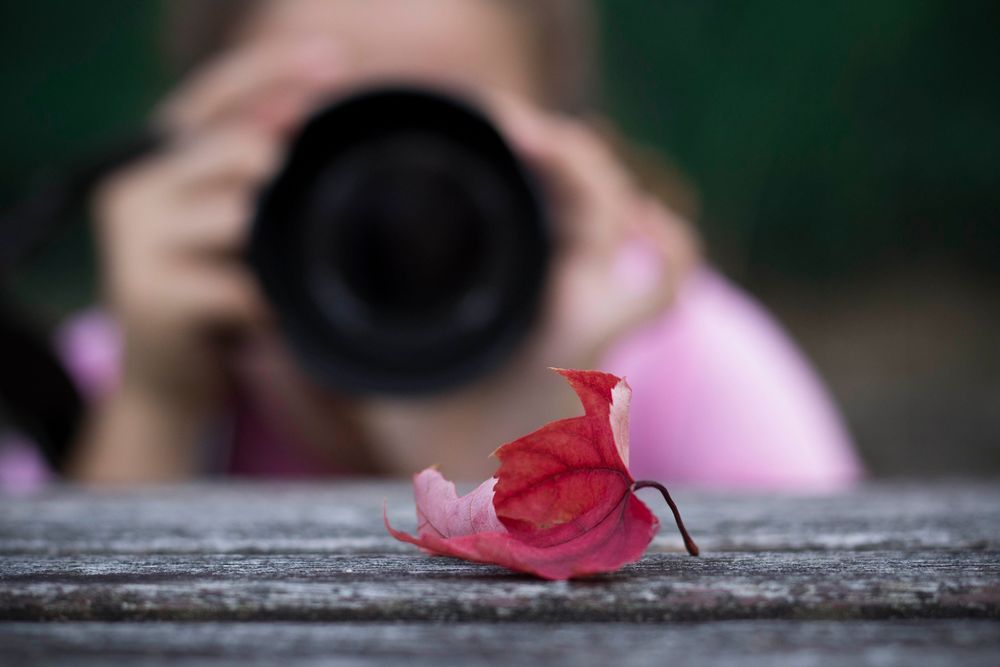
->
xmin=249 ymin=87 xmax=551 ymax=394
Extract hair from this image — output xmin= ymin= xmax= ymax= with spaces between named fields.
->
xmin=162 ymin=0 xmax=598 ymax=113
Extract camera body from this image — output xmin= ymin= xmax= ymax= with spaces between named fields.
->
xmin=249 ymin=87 xmax=551 ymax=395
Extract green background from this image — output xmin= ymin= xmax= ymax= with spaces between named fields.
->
xmin=3 ymin=1 xmax=998 ymax=296
xmin=603 ymin=1 xmax=999 ymax=279
xmin=1 ymin=1 xmax=998 ymax=475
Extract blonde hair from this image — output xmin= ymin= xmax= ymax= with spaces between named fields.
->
xmin=162 ymin=0 xmax=598 ymax=113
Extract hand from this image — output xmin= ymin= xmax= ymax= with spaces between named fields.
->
xmin=74 ymin=39 xmax=347 ymax=482
xmin=95 ymin=124 xmax=275 ymax=401
xmin=490 ymin=94 xmax=699 ymax=367
xmin=96 ymin=37 xmax=350 ymax=406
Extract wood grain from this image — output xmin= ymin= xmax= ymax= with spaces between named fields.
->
xmin=2 ymin=621 xmax=1000 ymax=667
xmin=1 ymin=550 xmax=998 ymax=622
xmin=1 ymin=480 xmax=998 ymax=664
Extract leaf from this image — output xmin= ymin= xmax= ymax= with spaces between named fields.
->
xmin=411 ymin=468 xmax=504 ymax=539
xmin=385 ymin=369 xmax=696 ymax=580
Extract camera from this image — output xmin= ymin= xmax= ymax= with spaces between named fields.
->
xmin=248 ymin=87 xmax=552 ymax=395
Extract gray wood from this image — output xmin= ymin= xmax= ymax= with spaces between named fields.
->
xmin=1 ymin=550 xmax=998 ymax=622
xmin=2 ymin=620 xmax=1000 ymax=667
xmin=2 ymin=480 xmax=998 ymax=555
xmin=1 ymin=480 xmax=998 ymax=663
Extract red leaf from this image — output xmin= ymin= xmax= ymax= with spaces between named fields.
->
xmin=386 ymin=369 xmax=669 ymax=580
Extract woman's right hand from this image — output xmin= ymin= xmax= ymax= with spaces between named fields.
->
xmin=75 ymin=39 xmax=346 ymax=482
xmin=95 ymin=125 xmax=276 ymax=405
xmin=101 ymin=38 xmax=351 ymax=400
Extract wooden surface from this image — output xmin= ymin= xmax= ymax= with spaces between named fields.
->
xmin=1 ymin=480 xmax=998 ymax=665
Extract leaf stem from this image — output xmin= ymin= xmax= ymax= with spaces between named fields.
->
xmin=632 ymin=481 xmax=700 ymax=556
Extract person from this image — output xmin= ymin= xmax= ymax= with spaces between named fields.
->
xmin=16 ymin=0 xmax=863 ymax=489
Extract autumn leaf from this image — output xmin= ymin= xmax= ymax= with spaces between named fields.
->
xmin=385 ymin=368 xmax=698 ymax=580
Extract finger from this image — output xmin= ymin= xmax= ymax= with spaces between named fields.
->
xmin=489 ymin=92 xmax=633 ymax=192
xmin=516 ymin=116 xmax=633 ymax=209
xmin=634 ymin=196 xmax=702 ymax=281
xmin=158 ymin=38 xmax=346 ymax=136
xmin=483 ymin=93 xmax=588 ymax=185
xmin=243 ymin=83 xmax=344 ymax=136
xmin=96 ymin=127 xmax=276 ymax=268
xmin=164 ymin=257 xmax=270 ymax=331
xmin=157 ymin=124 xmax=283 ymax=193
xmin=164 ymin=190 xmax=253 ymax=255
xmin=487 ymin=94 xmax=637 ymax=247
xmin=108 ymin=244 xmax=269 ymax=340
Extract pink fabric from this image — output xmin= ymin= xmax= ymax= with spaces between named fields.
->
xmin=0 ymin=311 xmax=118 ymax=493
xmin=54 ymin=308 xmax=121 ymax=400
xmin=603 ymin=268 xmax=862 ymax=490
xmin=0 ymin=268 xmax=863 ymax=490
xmin=0 ymin=434 xmax=53 ymax=494
xmin=227 ymin=389 xmax=349 ymax=478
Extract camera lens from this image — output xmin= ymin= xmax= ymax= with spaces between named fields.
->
xmin=304 ymin=135 xmax=496 ymax=328
xmin=331 ymin=157 xmax=488 ymax=316
xmin=250 ymin=87 xmax=550 ymax=394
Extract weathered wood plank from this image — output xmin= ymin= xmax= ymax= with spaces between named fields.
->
xmin=0 ymin=483 xmax=1000 ymax=623
xmin=2 ymin=620 xmax=999 ymax=667
xmin=2 ymin=550 xmax=997 ymax=622
xmin=1 ymin=481 xmax=998 ymax=555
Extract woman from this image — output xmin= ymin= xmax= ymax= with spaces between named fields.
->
xmin=56 ymin=0 xmax=862 ymax=488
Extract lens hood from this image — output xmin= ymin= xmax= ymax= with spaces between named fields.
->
xmin=249 ymin=86 xmax=551 ymax=394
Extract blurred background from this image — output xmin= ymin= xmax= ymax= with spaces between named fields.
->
xmin=1 ymin=1 xmax=997 ymax=477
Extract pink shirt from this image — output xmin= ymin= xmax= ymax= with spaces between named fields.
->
xmin=604 ymin=268 xmax=861 ymax=490
xmin=0 ymin=267 xmax=862 ymax=491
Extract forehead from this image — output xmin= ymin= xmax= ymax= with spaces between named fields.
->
xmin=243 ymin=0 xmax=537 ymax=98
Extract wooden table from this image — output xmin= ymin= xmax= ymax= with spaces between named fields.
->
xmin=1 ymin=480 xmax=998 ymax=665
